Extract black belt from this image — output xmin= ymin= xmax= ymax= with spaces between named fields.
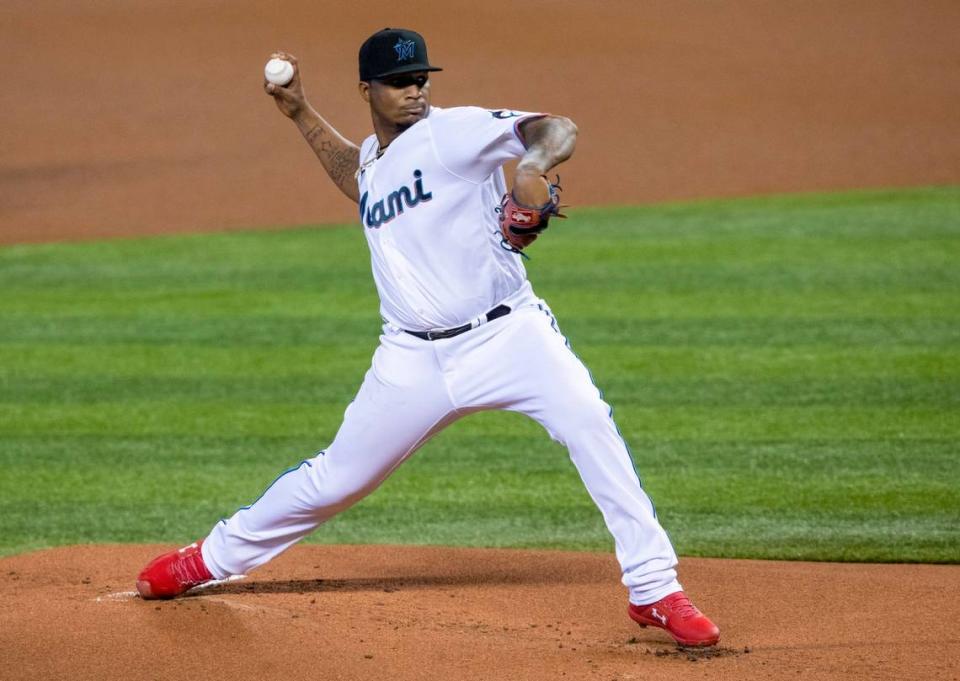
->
xmin=405 ymin=305 xmax=512 ymax=341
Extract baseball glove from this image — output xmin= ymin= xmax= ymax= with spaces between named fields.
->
xmin=497 ymin=175 xmax=565 ymax=256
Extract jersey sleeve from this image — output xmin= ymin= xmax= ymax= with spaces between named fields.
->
xmin=428 ymin=106 xmax=547 ymax=183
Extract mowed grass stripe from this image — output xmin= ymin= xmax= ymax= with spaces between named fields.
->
xmin=0 ymin=404 xmax=955 ymax=443
xmin=2 ymin=376 xmax=956 ymax=407
xmin=2 ymin=343 xmax=956 ymax=379
xmin=0 ymin=186 xmax=958 ymax=561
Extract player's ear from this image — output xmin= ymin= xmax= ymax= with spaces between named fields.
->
xmin=358 ymin=81 xmax=371 ymax=104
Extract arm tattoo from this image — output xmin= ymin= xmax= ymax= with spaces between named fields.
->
xmin=518 ymin=117 xmax=577 ymax=173
xmin=319 ymin=138 xmax=360 ymax=187
xmin=303 ymin=124 xmax=360 ymax=198
xmin=305 ymin=125 xmax=326 ymax=145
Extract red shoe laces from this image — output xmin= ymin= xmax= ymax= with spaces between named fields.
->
xmin=171 ymin=551 xmax=209 ymax=586
xmin=666 ymin=593 xmax=702 ymax=621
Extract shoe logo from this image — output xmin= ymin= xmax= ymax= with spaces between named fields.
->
xmin=650 ymin=608 xmax=668 ymax=626
xmin=178 ymin=542 xmax=198 ymax=555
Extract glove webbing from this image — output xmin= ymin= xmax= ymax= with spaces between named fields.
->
xmin=497 ymin=175 xmax=565 ymax=259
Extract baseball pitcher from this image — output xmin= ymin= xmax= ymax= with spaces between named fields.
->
xmin=136 ymin=28 xmax=719 ymax=648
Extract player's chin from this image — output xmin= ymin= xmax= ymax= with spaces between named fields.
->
xmin=397 ymin=107 xmax=428 ymax=125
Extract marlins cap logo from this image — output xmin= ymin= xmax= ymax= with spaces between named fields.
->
xmin=394 ymin=38 xmax=416 ymax=61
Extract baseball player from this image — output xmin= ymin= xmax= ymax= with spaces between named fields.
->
xmin=136 ymin=28 xmax=720 ymax=647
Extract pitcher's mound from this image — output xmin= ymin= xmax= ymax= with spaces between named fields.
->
xmin=1 ymin=545 xmax=957 ymax=680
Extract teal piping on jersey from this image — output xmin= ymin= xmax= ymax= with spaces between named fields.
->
xmin=536 ymin=304 xmax=657 ymax=518
xmin=218 ymin=456 xmax=320 ymax=524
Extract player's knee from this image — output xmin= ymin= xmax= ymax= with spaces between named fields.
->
xmin=545 ymin=393 xmax=614 ymax=440
xmin=309 ymin=461 xmax=385 ymax=510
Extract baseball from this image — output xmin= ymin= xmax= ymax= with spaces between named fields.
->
xmin=264 ymin=58 xmax=294 ymax=86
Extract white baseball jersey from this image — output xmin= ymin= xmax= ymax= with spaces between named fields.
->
xmin=202 ymin=102 xmax=685 ymax=610
xmin=356 ymin=106 xmax=545 ymax=331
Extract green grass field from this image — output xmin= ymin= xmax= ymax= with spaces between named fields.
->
xmin=1 ymin=187 xmax=958 ymax=562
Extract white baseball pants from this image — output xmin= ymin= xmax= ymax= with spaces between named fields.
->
xmin=202 ymin=298 xmax=682 ymax=605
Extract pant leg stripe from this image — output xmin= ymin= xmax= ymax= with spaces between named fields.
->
xmin=229 ymin=458 xmax=317 ymax=516
xmin=538 ymin=305 xmax=657 ymax=518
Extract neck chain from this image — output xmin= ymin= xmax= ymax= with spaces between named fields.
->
xmin=355 ymin=139 xmax=393 ymax=180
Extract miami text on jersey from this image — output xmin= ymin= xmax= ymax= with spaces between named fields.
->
xmin=359 ymin=169 xmax=433 ymax=228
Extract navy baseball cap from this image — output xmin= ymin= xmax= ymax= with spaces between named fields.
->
xmin=359 ymin=28 xmax=443 ymax=81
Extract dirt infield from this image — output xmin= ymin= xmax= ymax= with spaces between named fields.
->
xmin=2 ymin=545 xmax=958 ymax=681
xmin=2 ymin=0 xmax=959 ymax=244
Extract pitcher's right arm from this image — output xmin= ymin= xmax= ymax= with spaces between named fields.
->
xmin=264 ymin=52 xmax=360 ymax=204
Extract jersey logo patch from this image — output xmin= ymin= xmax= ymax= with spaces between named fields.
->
xmin=489 ymin=109 xmax=522 ymax=119
xmin=394 ymin=39 xmax=416 ymax=62
xmin=360 ymin=169 xmax=433 ymax=228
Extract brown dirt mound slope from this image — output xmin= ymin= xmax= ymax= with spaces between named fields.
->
xmin=2 ymin=0 xmax=959 ymax=244
xmin=2 ymin=545 xmax=958 ymax=680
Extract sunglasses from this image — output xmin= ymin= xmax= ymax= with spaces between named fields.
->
xmin=379 ymin=73 xmax=429 ymax=89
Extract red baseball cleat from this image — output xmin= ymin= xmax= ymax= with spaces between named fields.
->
xmin=136 ymin=540 xmax=214 ymax=599
xmin=628 ymin=591 xmax=720 ymax=647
